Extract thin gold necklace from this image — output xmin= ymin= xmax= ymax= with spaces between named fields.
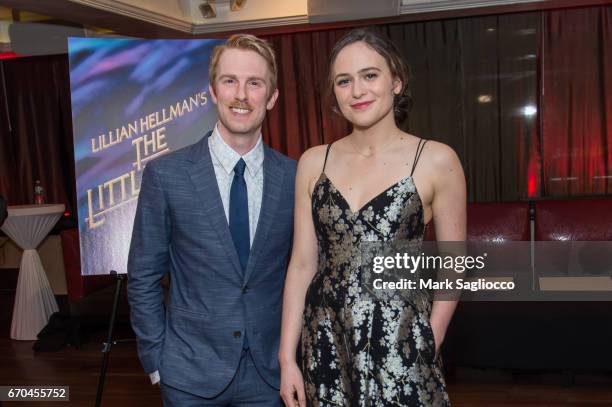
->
xmin=349 ymin=131 xmax=400 ymax=159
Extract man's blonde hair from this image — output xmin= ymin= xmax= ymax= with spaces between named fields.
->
xmin=208 ymin=34 xmax=278 ymax=96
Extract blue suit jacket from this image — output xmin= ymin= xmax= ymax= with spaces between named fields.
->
xmin=127 ymin=132 xmax=296 ymax=397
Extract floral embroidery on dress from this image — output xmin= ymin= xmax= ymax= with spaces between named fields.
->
xmin=302 ymin=170 xmax=450 ymax=407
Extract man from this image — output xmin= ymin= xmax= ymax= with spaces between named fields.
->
xmin=128 ymin=34 xmax=296 ymax=406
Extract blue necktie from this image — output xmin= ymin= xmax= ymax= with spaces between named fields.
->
xmin=229 ymin=158 xmax=249 ymax=272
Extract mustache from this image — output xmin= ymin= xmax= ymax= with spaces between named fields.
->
xmin=229 ymin=102 xmax=253 ymax=110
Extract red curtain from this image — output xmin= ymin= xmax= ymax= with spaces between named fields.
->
xmin=262 ymin=29 xmax=351 ymax=160
xmin=541 ymin=6 xmax=612 ymax=196
xmin=383 ymin=14 xmax=540 ymax=202
xmin=0 ymin=55 xmax=76 ymax=211
xmin=1 ymin=6 xmax=611 ymax=207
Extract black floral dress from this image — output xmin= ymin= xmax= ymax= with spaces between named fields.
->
xmin=302 ymin=141 xmax=450 ymax=407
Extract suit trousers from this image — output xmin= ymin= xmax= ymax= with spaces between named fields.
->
xmin=160 ymin=349 xmax=281 ymax=407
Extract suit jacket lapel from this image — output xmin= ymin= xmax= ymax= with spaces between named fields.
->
xmin=244 ymin=145 xmax=284 ymax=284
xmin=187 ymin=131 xmax=244 ymax=280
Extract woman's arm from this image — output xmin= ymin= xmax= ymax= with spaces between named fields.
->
xmin=428 ymin=143 xmax=467 ymax=354
xmin=279 ymin=147 xmax=323 ymax=407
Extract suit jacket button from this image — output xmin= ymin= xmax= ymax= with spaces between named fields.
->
xmin=242 ymin=286 xmax=249 ymax=294
xmin=233 ymin=331 xmax=241 ymax=338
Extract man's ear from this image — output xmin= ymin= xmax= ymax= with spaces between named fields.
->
xmin=266 ymin=88 xmax=279 ymax=111
xmin=209 ymin=83 xmax=218 ymax=105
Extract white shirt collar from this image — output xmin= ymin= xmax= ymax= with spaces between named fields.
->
xmin=209 ymin=124 xmax=264 ymax=176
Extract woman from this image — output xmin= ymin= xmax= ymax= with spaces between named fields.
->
xmin=279 ymin=29 xmax=466 ymax=406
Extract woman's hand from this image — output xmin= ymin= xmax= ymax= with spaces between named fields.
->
xmin=280 ymin=360 xmax=306 ymax=407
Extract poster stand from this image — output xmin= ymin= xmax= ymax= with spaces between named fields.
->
xmin=94 ymin=271 xmax=132 ymax=407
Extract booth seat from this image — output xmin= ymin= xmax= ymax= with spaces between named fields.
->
xmin=535 ymin=199 xmax=612 ymax=241
xmin=441 ymin=198 xmax=612 ymax=371
xmin=59 ymin=199 xmax=611 ymax=370
xmin=60 ymin=228 xmax=115 ymax=301
xmin=424 ymin=202 xmax=530 ymax=241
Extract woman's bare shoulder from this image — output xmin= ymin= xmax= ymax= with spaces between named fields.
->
xmin=419 ymin=139 xmax=462 ymax=172
xmin=298 ymin=144 xmax=331 ymax=174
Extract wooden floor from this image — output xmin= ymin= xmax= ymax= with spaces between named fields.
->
xmin=1 ymin=291 xmax=612 ymax=407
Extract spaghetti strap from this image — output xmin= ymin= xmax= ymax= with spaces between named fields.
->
xmin=322 ymin=143 xmax=332 ymax=173
xmin=410 ymin=139 xmax=428 ymax=176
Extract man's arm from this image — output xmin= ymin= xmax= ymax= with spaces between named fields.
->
xmin=127 ymin=163 xmax=171 ymax=374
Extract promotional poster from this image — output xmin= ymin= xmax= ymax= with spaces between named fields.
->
xmin=68 ymin=38 xmax=223 ymax=275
